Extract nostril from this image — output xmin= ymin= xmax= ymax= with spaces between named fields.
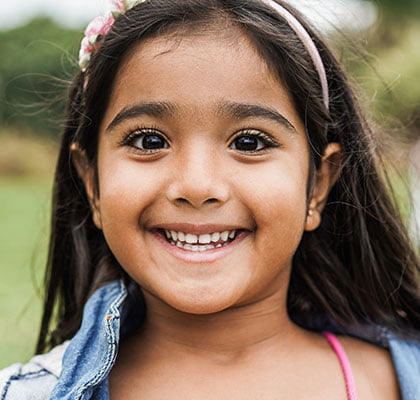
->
xmin=166 ymin=179 xmax=230 ymax=209
xmin=204 ymin=198 xmax=218 ymax=204
xmin=175 ymin=198 xmax=190 ymax=205
xmin=173 ymin=196 xmax=220 ymax=208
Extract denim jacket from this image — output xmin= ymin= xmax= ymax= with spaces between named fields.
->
xmin=1 ymin=280 xmax=420 ymax=399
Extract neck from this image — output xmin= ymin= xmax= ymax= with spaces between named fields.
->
xmin=132 ymin=288 xmax=304 ymax=363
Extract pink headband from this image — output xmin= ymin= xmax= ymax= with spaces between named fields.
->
xmin=261 ymin=0 xmax=329 ymax=110
xmin=79 ymin=0 xmax=329 ymax=109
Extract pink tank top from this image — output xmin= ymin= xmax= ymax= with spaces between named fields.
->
xmin=323 ymin=332 xmax=358 ymax=400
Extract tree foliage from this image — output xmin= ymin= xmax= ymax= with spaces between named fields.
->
xmin=0 ymin=17 xmax=80 ymax=136
xmin=376 ymin=0 xmax=420 ymax=21
xmin=341 ymin=1 xmax=420 ymax=138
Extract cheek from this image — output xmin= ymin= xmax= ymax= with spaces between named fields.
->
xmin=221 ymin=158 xmax=309 ymax=303
xmin=95 ymin=156 xmax=165 ymax=247
xmin=237 ymin=155 xmax=308 ymax=212
xmin=234 ymin=156 xmax=309 ymax=249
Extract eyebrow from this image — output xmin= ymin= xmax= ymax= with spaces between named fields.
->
xmin=106 ymin=100 xmax=296 ymax=133
xmin=106 ymin=102 xmax=178 ymax=132
xmin=217 ymin=101 xmax=296 ymax=133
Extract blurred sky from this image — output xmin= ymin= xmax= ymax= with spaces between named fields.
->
xmin=0 ymin=0 xmax=377 ymax=32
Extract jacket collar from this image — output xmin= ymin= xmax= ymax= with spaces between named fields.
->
xmin=50 ymin=280 xmax=127 ymax=400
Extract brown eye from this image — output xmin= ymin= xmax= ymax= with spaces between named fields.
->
xmin=231 ymin=136 xmax=263 ymax=152
xmin=229 ymin=129 xmax=281 ymax=153
xmin=129 ymin=131 xmax=169 ymax=152
xmin=138 ymin=134 xmax=167 ymax=149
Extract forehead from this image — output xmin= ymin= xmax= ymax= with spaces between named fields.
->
xmin=101 ymin=28 xmax=303 ymax=132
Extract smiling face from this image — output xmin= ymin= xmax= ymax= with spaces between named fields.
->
xmin=80 ymin=28 xmax=322 ymax=314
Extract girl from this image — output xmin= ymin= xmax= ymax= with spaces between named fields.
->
xmin=1 ymin=0 xmax=420 ymax=399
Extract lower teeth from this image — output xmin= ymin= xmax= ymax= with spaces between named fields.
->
xmin=169 ymin=240 xmax=229 ymax=252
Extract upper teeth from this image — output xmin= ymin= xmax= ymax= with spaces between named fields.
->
xmin=165 ymin=230 xmax=236 ymax=244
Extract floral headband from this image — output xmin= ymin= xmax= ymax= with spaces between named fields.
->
xmin=79 ymin=0 xmax=329 ymax=109
xmin=78 ymin=0 xmax=146 ymax=70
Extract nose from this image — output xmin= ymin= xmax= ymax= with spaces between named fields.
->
xmin=166 ymin=147 xmax=230 ymax=209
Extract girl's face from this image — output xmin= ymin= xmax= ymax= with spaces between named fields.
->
xmin=83 ymin=29 xmax=328 ymax=314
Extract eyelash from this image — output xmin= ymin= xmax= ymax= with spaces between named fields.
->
xmin=119 ymin=127 xmax=281 ymax=154
xmin=229 ymin=129 xmax=281 ymax=153
xmin=120 ymin=126 xmax=168 ymax=153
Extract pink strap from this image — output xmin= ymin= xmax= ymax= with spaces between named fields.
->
xmin=322 ymin=332 xmax=358 ymax=400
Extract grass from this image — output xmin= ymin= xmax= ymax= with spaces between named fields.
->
xmin=0 ymin=131 xmax=56 ymax=369
xmin=0 ymin=130 xmax=56 ymax=368
xmin=0 ymin=175 xmax=53 ymax=368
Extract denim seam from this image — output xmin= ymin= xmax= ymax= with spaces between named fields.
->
xmin=0 ymin=380 xmax=11 ymax=400
xmin=1 ymin=370 xmax=49 ymax=399
xmin=75 ymin=280 xmax=127 ymax=400
xmin=33 ymin=362 xmax=60 ymax=378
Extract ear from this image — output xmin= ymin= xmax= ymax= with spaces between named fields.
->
xmin=70 ymin=143 xmax=103 ymax=230
xmin=305 ymin=142 xmax=341 ymax=232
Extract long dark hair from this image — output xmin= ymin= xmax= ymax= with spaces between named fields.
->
xmin=36 ymin=0 xmax=420 ymax=353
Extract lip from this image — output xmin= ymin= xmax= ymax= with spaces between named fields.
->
xmin=150 ymin=228 xmax=251 ymax=264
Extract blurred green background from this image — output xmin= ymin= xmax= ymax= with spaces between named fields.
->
xmin=0 ymin=0 xmax=419 ymax=368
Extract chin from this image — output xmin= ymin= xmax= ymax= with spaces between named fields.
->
xmin=150 ymin=285 xmax=241 ymax=315
xmin=169 ymin=300 xmax=232 ymax=315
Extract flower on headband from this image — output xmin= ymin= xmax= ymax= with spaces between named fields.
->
xmin=79 ymin=13 xmax=115 ymax=70
xmin=78 ymin=0 xmax=147 ymax=70
xmin=84 ymin=14 xmax=115 ymax=41
xmin=79 ymin=37 xmax=94 ymax=71
xmin=111 ymin=0 xmax=146 ymax=17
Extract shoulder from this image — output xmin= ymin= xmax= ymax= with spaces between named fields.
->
xmin=0 ymin=341 xmax=69 ymax=400
xmin=338 ymin=336 xmax=401 ymax=399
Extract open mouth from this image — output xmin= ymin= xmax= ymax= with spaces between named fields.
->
xmin=159 ymin=229 xmax=240 ymax=252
